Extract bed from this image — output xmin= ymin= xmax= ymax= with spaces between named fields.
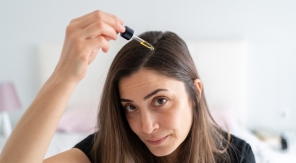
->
xmin=2 ymin=38 xmax=293 ymax=162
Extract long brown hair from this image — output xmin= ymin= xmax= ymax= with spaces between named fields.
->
xmin=92 ymin=31 xmax=230 ymax=163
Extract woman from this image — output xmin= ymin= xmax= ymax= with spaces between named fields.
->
xmin=0 ymin=10 xmax=255 ymax=163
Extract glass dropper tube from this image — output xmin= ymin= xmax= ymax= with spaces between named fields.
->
xmin=120 ymin=26 xmax=154 ymax=51
xmin=132 ymin=35 xmax=154 ymax=50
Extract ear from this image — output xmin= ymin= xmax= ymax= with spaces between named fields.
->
xmin=193 ymin=79 xmax=202 ymax=97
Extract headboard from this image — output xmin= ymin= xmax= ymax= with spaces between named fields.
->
xmin=38 ymin=39 xmax=248 ymax=125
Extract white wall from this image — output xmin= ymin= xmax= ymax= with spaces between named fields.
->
xmin=0 ymin=0 xmax=295 ymax=132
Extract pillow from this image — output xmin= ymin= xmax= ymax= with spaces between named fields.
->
xmin=57 ymin=104 xmax=98 ymax=133
xmin=210 ymin=107 xmax=241 ymax=132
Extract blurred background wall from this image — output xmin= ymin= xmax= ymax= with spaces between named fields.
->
xmin=0 ymin=0 xmax=295 ymax=132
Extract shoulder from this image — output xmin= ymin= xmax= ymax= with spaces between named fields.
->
xmin=227 ymin=134 xmax=256 ymax=163
xmin=73 ymin=133 xmax=96 ymax=162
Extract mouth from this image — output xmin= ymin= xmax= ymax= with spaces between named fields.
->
xmin=146 ymin=135 xmax=169 ymax=145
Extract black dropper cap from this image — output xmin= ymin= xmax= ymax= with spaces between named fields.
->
xmin=120 ymin=26 xmax=134 ymax=40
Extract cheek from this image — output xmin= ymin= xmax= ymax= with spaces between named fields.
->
xmin=125 ymin=102 xmax=193 ymax=135
xmin=126 ymin=116 xmax=141 ymax=134
xmin=170 ymin=101 xmax=193 ymax=132
xmin=159 ymin=110 xmax=178 ymax=128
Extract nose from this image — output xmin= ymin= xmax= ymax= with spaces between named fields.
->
xmin=141 ymin=110 xmax=159 ymax=134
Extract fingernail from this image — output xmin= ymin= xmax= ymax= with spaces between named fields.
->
xmin=121 ymin=25 xmax=126 ymax=32
xmin=119 ymin=19 xmax=124 ymax=24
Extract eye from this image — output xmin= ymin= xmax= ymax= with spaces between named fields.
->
xmin=153 ymin=97 xmax=167 ymax=106
xmin=125 ymin=105 xmax=137 ymax=112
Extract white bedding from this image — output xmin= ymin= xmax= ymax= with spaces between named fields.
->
xmin=44 ymin=132 xmax=89 ymax=159
xmin=0 ymin=132 xmax=88 ymax=159
xmin=235 ymin=129 xmax=296 ymax=163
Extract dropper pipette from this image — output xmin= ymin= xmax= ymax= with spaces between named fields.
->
xmin=120 ymin=26 xmax=154 ymax=50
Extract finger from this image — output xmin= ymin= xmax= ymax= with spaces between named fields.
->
xmin=88 ymin=49 xmax=99 ymax=64
xmin=91 ymin=35 xmax=112 ymax=41
xmin=100 ymin=38 xmax=110 ymax=53
xmin=77 ymin=10 xmax=125 ymax=33
xmin=83 ymin=36 xmax=110 ymax=54
xmin=69 ymin=11 xmax=96 ymax=24
xmin=104 ymin=36 xmax=113 ymax=41
xmin=83 ymin=22 xmax=117 ymax=40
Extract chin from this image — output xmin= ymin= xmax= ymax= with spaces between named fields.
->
xmin=147 ymin=144 xmax=177 ymax=157
xmin=150 ymin=149 xmax=172 ymax=157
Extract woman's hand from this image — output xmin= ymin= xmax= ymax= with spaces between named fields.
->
xmin=53 ymin=10 xmax=125 ymax=84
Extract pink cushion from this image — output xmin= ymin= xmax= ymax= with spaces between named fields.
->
xmin=210 ymin=108 xmax=240 ymax=132
xmin=57 ymin=104 xmax=98 ymax=133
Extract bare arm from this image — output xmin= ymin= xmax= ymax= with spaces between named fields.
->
xmin=43 ymin=149 xmax=91 ymax=163
xmin=0 ymin=10 xmax=125 ymax=163
xmin=1 ymin=77 xmax=77 ymax=162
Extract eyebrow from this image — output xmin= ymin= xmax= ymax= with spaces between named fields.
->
xmin=120 ymin=88 xmax=168 ymax=102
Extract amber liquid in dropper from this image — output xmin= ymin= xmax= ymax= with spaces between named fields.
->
xmin=133 ymin=36 xmax=154 ymax=50
xmin=140 ymin=41 xmax=154 ymax=50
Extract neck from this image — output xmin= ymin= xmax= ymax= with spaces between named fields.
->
xmin=160 ymin=148 xmax=178 ymax=163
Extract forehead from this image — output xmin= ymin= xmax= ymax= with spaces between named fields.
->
xmin=118 ymin=69 xmax=183 ymax=96
xmin=119 ymin=69 xmax=168 ymax=88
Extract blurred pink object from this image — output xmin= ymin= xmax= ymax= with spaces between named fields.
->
xmin=0 ymin=82 xmax=21 ymax=111
xmin=57 ymin=104 xmax=97 ymax=134
xmin=0 ymin=82 xmax=21 ymax=138
xmin=210 ymin=108 xmax=241 ymax=132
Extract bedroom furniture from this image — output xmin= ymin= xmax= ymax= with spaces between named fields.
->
xmin=0 ymin=82 xmax=21 ymax=138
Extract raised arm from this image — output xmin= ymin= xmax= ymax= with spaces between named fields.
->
xmin=0 ymin=10 xmax=125 ymax=163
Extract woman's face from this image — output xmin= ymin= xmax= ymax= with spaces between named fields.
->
xmin=119 ymin=69 xmax=195 ymax=157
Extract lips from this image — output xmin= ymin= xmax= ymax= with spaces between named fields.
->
xmin=147 ymin=135 xmax=169 ymax=145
